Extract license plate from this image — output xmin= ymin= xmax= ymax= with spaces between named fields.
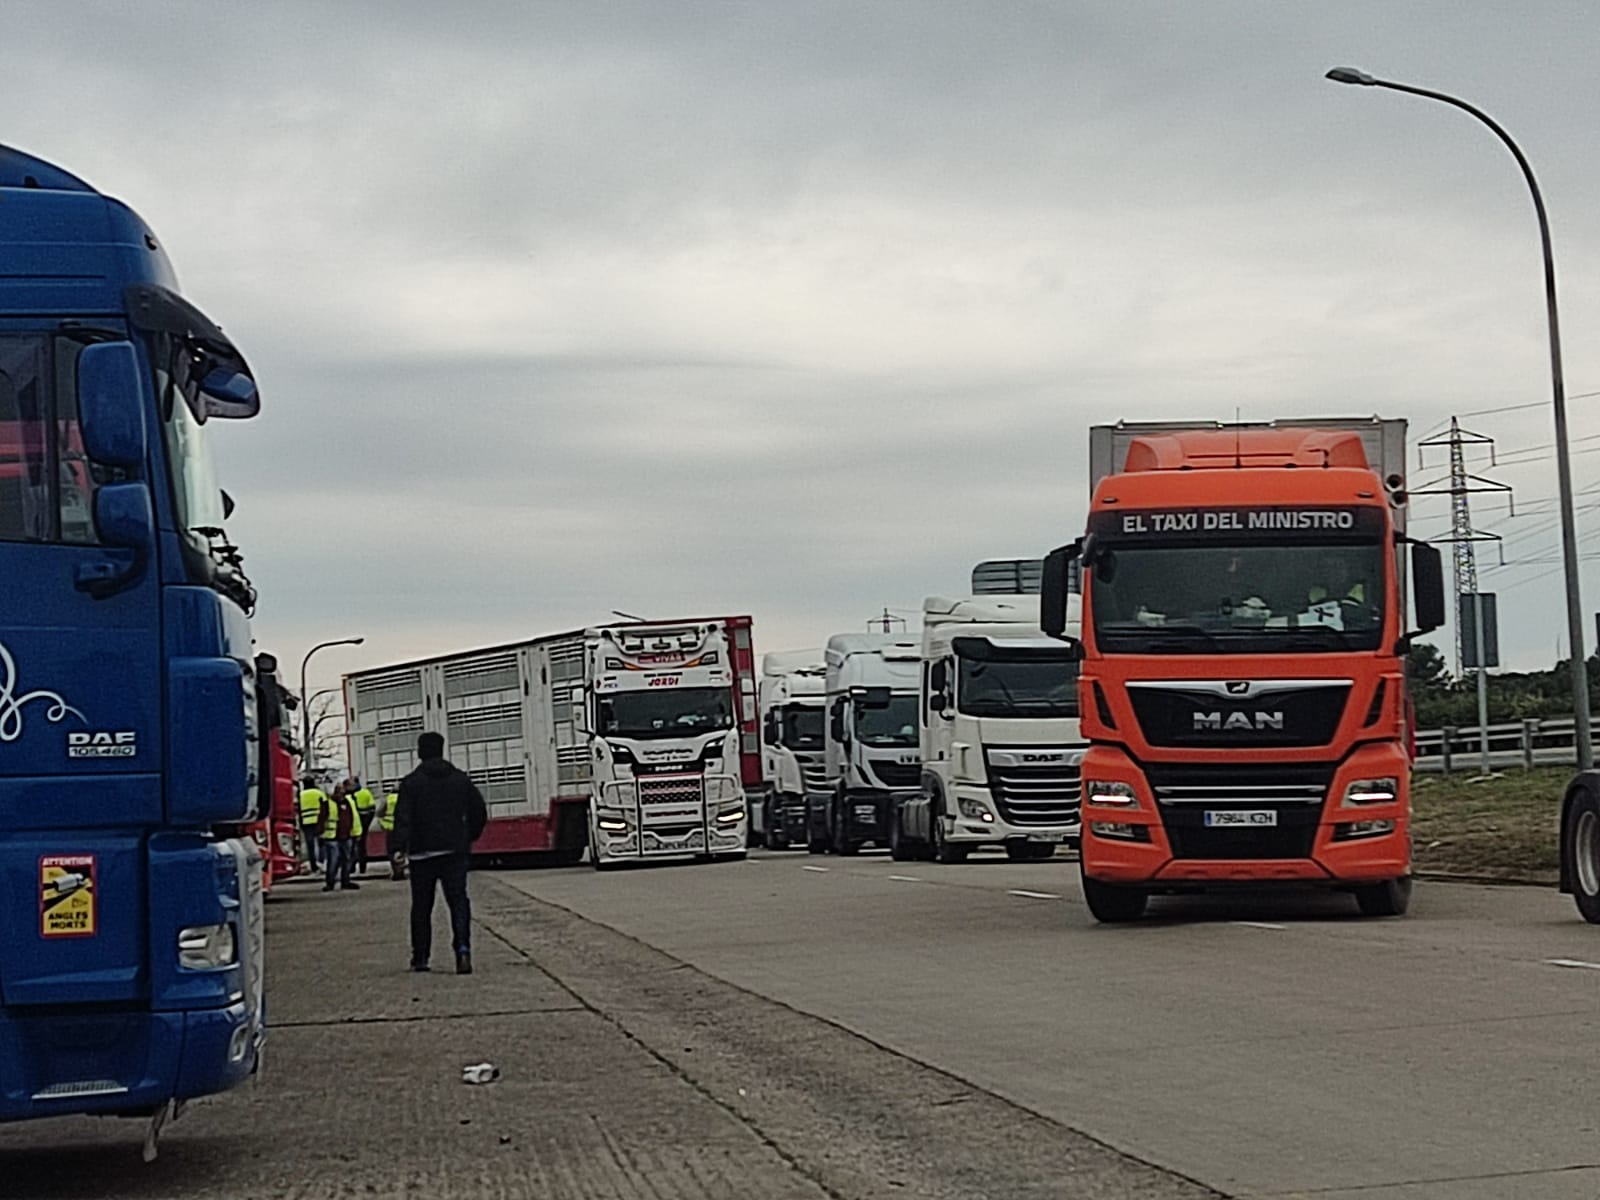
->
xmin=1204 ymin=809 xmax=1277 ymax=828
xmin=1027 ymin=833 xmax=1062 ymax=844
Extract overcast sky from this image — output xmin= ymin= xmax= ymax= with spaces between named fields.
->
xmin=13 ymin=2 xmax=1600 ymax=703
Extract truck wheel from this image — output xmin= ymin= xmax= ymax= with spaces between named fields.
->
xmin=888 ymin=808 xmax=915 ymax=861
xmin=1005 ymin=842 xmax=1031 ymax=862
xmin=1568 ymin=786 xmax=1600 ymax=924
xmin=1027 ymin=843 xmax=1057 ymax=861
xmin=1081 ymin=872 xmax=1147 ymax=923
xmin=1353 ymin=876 xmax=1412 ymax=918
xmin=931 ymin=811 xmax=969 ymax=864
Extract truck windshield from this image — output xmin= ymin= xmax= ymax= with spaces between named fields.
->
xmin=598 ymin=686 xmax=734 ymax=739
xmin=855 ymin=695 xmax=918 ymax=746
xmin=958 ymin=654 xmax=1079 ymax=718
xmin=1091 ymin=542 xmax=1385 ymax=654
xmin=781 ymin=704 xmax=824 ymax=750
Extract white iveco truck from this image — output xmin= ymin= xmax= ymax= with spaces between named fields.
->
xmin=756 ymin=651 xmax=827 ymax=850
xmin=890 ymin=594 xmax=1086 ymax=863
xmin=810 ymin=633 xmax=922 ymax=855
xmin=345 ymin=616 xmax=757 ymax=870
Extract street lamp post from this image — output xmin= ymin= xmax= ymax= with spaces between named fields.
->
xmin=299 ymin=638 xmax=364 ymax=776
xmin=1326 ymin=67 xmax=1592 ymax=772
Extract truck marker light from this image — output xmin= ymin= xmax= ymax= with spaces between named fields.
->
xmin=1341 ymin=777 xmax=1398 ymax=807
xmin=1086 ymin=780 xmax=1138 ymax=807
xmin=1333 ymin=818 xmax=1396 ymax=840
xmin=714 ymin=808 xmax=745 ymax=824
xmin=597 ymin=817 xmax=629 ymax=833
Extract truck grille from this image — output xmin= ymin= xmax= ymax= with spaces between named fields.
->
xmin=869 ymin=760 xmax=921 ymax=790
xmin=1128 ymin=682 xmax=1350 ymax=749
xmin=800 ymin=761 xmax=828 ymax=793
xmin=1146 ymin=763 xmax=1333 ymax=860
xmin=987 ymin=763 xmax=1083 ymax=827
xmin=638 ymin=775 xmax=704 ymax=806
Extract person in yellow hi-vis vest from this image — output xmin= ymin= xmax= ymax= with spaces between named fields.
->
xmin=350 ymin=777 xmax=377 ymax=876
xmin=298 ymin=779 xmax=327 ymax=870
xmin=375 ymin=791 xmax=406 ymax=880
xmin=319 ymin=781 xmax=364 ymax=892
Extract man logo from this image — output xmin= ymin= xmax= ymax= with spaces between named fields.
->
xmin=1225 ymin=681 xmax=1251 ymax=696
xmin=1192 ymin=711 xmax=1284 ymax=732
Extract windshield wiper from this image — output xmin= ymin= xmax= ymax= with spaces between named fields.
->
xmin=1109 ymin=623 xmax=1222 ymax=650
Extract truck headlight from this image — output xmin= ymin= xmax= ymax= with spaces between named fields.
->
xmin=957 ymin=797 xmax=995 ymax=823
xmin=179 ymin=923 xmax=237 ymax=970
xmin=1334 ymin=818 xmax=1397 ymax=840
xmin=1086 ymin=780 xmax=1138 ymax=807
xmin=715 ymin=807 xmax=746 ymax=825
xmin=1342 ymin=777 xmax=1398 ymax=807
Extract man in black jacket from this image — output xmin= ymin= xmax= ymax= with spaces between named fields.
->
xmin=390 ymin=731 xmax=488 ymax=974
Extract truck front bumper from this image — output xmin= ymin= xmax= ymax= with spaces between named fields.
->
xmin=1079 ymin=744 xmax=1411 ymax=886
xmin=944 ymin=783 xmax=1080 ymax=845
xmin=0 ymin=1000 xmax=259 ymax=1123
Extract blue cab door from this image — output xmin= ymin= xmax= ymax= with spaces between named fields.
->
xmin=0 ymin=330 xmax=160 ymax=1006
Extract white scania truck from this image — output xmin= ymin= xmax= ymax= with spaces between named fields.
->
xmin=345 ymin=616 xmax=759 ymax=869
xmin=756 ymin=651 xmax=827 ymax=850
xmin=890 ymin=594 xmax=1086 ymax=863
xmin=810 ymin=633 xmax=923 ymax=855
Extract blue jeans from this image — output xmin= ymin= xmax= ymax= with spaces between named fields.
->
xmin=323 ymin=838 xmax=354 ymax=888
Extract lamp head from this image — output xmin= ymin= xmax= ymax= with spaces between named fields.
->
xmin=1326 ymin=67 xmax=1377 ymax=86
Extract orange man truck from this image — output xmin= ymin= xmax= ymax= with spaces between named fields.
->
xmin=1042 ymin=419 xmax=1446 ymax=922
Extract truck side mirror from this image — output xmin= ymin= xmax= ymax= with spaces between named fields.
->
xmin=762 ymin=712 xmax=779 ymax=746
xmin=77 ymin=483 xmax=154 ymax=598
xmin=830 ymin=701 xmax=847 ymax=745
xmin=1411 ymin=540 xmax=1446 ymax=634
xmin=78 ymin=341 xmax=147 ymax=469
xmin=1041 ymin=542 xmax=1080 ymax=639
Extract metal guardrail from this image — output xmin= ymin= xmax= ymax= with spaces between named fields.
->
xmin=1414 ymin=716 xmax=1600 ymax=773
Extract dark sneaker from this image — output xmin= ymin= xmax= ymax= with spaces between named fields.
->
xmin=410 ymin=962 xmax=430 ymax=972
xmin=340 ymin=882 xmax=361 ymax=891
xmin=455 ymin=951 xmax=473 ymax=976
xmin=321 ymin=885 xmax=334 ymax=892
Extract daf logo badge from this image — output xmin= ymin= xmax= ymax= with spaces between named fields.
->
xmin=1225 ymin=680 xmax=1250 ymax=696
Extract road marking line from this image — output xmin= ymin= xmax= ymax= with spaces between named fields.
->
xmin=888 ymin=875 xmax=922 ymax=882
xmin=801 ymin=865 xmax=830 ymax=873
xmin=1545 ymin=958 xmax=1600 ymax=970
xmin=1007 ymin=889 xmax=1061 ymax=900
xmin=1232 ymin=921 xmax=1287 ymax=931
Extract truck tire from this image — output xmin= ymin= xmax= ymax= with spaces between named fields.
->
xmin=761 ymin=793 xmax=789 ymax=851
xmin=931 ymin=810 xmax=969 ymax=864
xmin=888 ymin=807 xmax=915 ymax=861
xmin=1567 ymin=784 xmax=1600 ymax=924
xmin=1352 ymin=876 xmax=1412 ymax=918
xmin=1081 ymin=872 xmax=1147 ymax=923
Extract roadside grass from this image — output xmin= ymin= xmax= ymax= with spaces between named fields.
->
xmin=1410 ymin=767 xmax=1567 ymax=883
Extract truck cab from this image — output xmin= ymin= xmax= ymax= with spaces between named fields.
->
xmin=1044 ymin=421 xmax=1445 ymax=922
xmin=811 ymin=633 xmax=921 ymax=855
xmin=587 ymin=621 xmax=750 ymax=867
xmin=894 ymin=595 xmax=1085 ymax=863
xmin=756 ymin=651 xmax=826 ymax=850
xmin=0 ymin=145 xmax=265 ymax=1128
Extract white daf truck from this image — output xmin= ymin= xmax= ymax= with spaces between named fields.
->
xmin=809 ymin=632 xmax=923 ymax=855
xmin=756 ymin=650 xmax=827 ymax=850
xmin=890 ymin=594 xmax=1086 ymax=863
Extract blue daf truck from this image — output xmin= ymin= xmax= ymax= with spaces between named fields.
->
xmin=0 ymin=145 xmax=265 ymax=1153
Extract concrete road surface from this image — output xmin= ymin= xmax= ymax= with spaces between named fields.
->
xmin=492 ymin=849 xmax=1600 ymax=1200
xmin=0 ymin=866 xmax=1211 ymax=1200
